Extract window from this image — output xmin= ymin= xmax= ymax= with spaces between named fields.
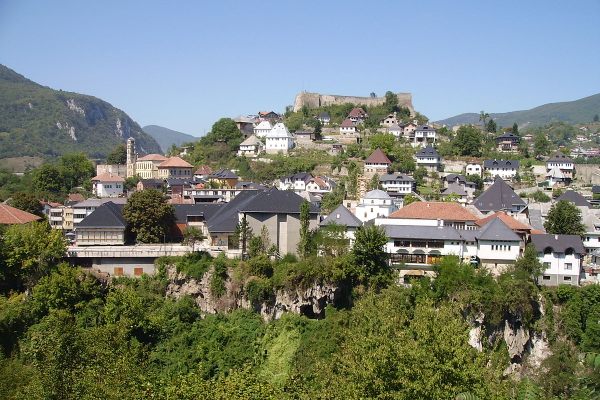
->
xmin=114 ymin=267 xmax=124 ymax=276
xmin=563 ymin=276 xmax=572 ymax=281
xmin=134 ymin=267 xmax=144 ymax=276
xmin=565 ymin=263 xmax=572 ymax=270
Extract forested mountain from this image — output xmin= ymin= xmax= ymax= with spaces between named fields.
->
xmin=436 ymin=93 xmax=600 ymax=128
xmin=142 ymin=125 xmax=197 ymax=152
xmin=0 ymin=64 xmax=161 ymax=160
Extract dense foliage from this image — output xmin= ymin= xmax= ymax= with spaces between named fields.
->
xmin=123 ymin=189 xmax=176 ymax=243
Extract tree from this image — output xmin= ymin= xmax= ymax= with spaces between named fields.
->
xmin=544 ymin=200 xmax=586 ymax=236
xmin=466 ymin=174 xmax=483 ymax=190
xmin=370 ymin=92 xmax=377 ymax=98
xmin=453 ymin=125 xmax=483 ymax=156
xmin=351 ymin=225 xmax=390 ymax=288
xmin=182 ymin=226 xmax=206 ymax=250
xmin=106 ymin=144 xmax=127 ymax=164
xmin=514 ymin=244 xmax=544 ymax=280
xmin=33 ymin=164 xmax=63 ymax=194
xmin=392 ymin=145 xmax=416 ymax=173
xmin=413 ymin=166 xmax=428 ymax=186
xmin=1 ymin=221 xmax=66 ymax=290
xmin=204 ymin=118 xmax=242 ymax=143
xmin=9 ymin=192 xmax=43 ymax=216
xmin=403 ymin=194 xmax=420 ymax=206
xmin=124 ymin=175 xmax=140 ymax=191
xmin=486 ymin=119 xmax=497 ymax=133
xmin=479 ymin=111 xmax=489 ymax=127
xmin=369 ymin=174 xmax=381 ymax=190
xmin=512 ymin=122 xmax=519 ymax=137
xmin=369 ymin=133 xmax=395 ymax=154
xmin=123 ymin=189 xmax=175 ymax=243
xmin=58 ymin=153 xmax=95 ymax=191
xmin=315 ymin=223 xmax=350 ymax=257
xmin=298 ymin=201 xmax=313 ymax=258
xmin=533 ymin=132 xmax=551 ymax=159
xmin=593 ymin=114 xmax=599 ymax=122
xmin=384 ymin=91 xmax=399 ymax=113
xmin=313 ymin=120 xmax=322 ymax=140
xmin=234 ymin=214 xmax=252 ymax=255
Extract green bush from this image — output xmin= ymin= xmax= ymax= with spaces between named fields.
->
xmin=246 ymin=277 xmax=273 ymax=304
xmin=174 ymin=252 xmax=213 ymax=280
xmin=531 ymin=190 xmax=551 ymax=202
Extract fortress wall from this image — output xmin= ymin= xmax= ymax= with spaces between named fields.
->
xmin=293 ymin=92 xmax=414 ymax=114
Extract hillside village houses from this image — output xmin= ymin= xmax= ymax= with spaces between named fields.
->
xmin=483 ymin=159 xmax=520 ymax=181
xmin=546 ymin=151 xmax=575 ymax=184
xmin=91 ymin=173 xmax=124 ymax=198
xmin=348 ymin=107 xmax=368 ymax=123
xmin=264 ymin=122 xmax=295 ymax=154
xmin=379 ymin=173 xmax=416 ymax=196
xmin=495 ymin=132 xmax=520 ymax=152
xmin=237 ymin=135 xmax=263 ymax=157
xmin=466 ymin=163 xmax=483 ymax=177
xmin=253 ymin=120 xmax=272 ymax=138
xmin=355 ymin=189 xmax=397 ymax=223
xmin=364 ymin=148 xmax=392 ymax=177
xmin=339 ymin=118 xmax=358 ymax=135
xmin=411 ymin=124 xmax=437 ymax=147
xmin=415 ymin=145 xmax=442 ymax=172
xmin=317 ymin=111 xmax=330 ymax=125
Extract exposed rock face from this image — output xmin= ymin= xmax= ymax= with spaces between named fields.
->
xmin=504 ymin=319 xmax=530 ymax=363
xmin=293 ymin=91 xmax=414 ymax=114
xmin=165 ymin=266 xmax=346 ymax=321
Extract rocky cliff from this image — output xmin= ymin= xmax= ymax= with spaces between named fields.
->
xmin=165 ymin=266 xmax=348 ymax=321
xmin=0 ymin=64 xmax=162 ymax=160
xmin=293 ymin=91 xmax=414 ymax=114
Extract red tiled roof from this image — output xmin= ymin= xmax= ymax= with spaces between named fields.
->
xmin=68 ymin=193 xmax=85 ymax=202
xmin=91 ymin=173 xmax=124 ymax=182
xmin=348 ymin=107 xmax=367 ymax=118
xmin=475 ymin=211 xmax=532 ymax=231
xmin=340 ymin=119 xmax=356 ymax=128
xmin=195 ymin=165 xmax=213 ymax=175
xmin=389 ymin=201 xmax=478 ymax=221
xmin=158 ymin=156 xmax=193 ymax=168
xmin=137 ymin=154 xmax=168 ymax=161
xmin=365 ymin=148 xmax=391 ymax=164
xmin=0 ymin=203 xmax=42 ymax=224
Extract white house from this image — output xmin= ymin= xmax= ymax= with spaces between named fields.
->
xmin=253 ymin=120 xmax=272 ymax=138
xmin=305 ymin=176 xmax=335 ymax=195
xmin=415 ymin=145 xmax=441 ymax=172
xmin=237 ymin=135 xmax=263 ymax=157
xmin=531 ymin=234 xmax=585 ymax=286
xmin=91 ymin=173 xmax=124 ymax=198
xmin=580 ymin=206 xmax=600 ymax=254
xmin=379 ymin=173 xmax=415 ymax=194
xmin=380 ymin=112 xmax=398 ymax=127
xmin=278 ymin=172 xmax=312 ymax=192
xmin=472 ymin=218 xmax=521 ymax=270
xmin=388 ymin=124 xmax=403 ymax=139
xmin=265 ymin=123 xmax=295 ymax=154
xmin=320 ymin=204 xmax=362 ymax=247
xmin=364 ymin=148 xmax=392 ymax=176
xmin=411 ymin=124 xmax=436 ymax=147
xmin=546 ymin=152 xmax=574 ymax=183
xmin=466 ymin=163 xmax=482 ymax=177
xmin=483 ymin=159 xmax=520 ymax=181
xmin=318 ymin=112 xmax=331 ymax=125
xmin=340 ymin=118 xmax=357 ymax=135
xmin=348 ymin=107 xmax=367 ymax=123
xmin=355 ymin=189 xmax=397 ymax=223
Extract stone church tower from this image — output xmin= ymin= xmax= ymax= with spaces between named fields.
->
xmin=126 ymin=137 xmax=137 ymax=178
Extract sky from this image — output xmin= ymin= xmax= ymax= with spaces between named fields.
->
xmin=1 ymin=0 xmax=599 ymax=136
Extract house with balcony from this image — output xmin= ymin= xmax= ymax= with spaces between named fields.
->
xmin=411 ymin=125 xmax=436 ymax=147
xmin=546 ymin=152 xmax=574 ymax=184
xmin=483 ymin=159 xmax=520 ymax=181
xmin=495 ymin=132 xmax=520 ymax=152
xmin=531 ymin=234 xmax=585 ymax=286
xmin=237 ymin=135 xmax=263 ymax=157
xmin=379 ymin=173 xmax=415 ymax=195
xmin=348 ymin=107 xmax=368 ymax=123
xmin=415 ymin=145 xmax=442 ymax=172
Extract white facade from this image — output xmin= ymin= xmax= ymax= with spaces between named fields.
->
xmin=380 ymin=176 xmax=414 ymax=194
xmin=253 ymin=120 xmax=272 ymax=138
xmin=340 ymin=125 xmax=357 ymax=135
xmin=355 ymin=190 xmax=397 ymax=222
xmin=476 ymin=240 xmax=521 ymax=263
xmin=484 ymin=166 xmax=517 ymax=180
xmin=93 ymin=181 xmax=124 ymax=198
xmin=265 ymin=123 xmax=295 ymax=154
xmin=466 ymin=163 xmax=482 ymax=177
xmin=416 ymin=154 xmax=441 ymax=172
xmin=539 ymin=250 xmax=581 ymax=286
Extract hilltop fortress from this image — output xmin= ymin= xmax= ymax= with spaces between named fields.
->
xmin=293 ymin=91 xmax=414 ymax=114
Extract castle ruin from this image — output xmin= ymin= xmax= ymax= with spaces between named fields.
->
xmin=293 ymin=91 xmax=414 ymax=114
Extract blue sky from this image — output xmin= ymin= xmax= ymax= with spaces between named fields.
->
xmin=1 ymin=1 xmax=599 ymax=136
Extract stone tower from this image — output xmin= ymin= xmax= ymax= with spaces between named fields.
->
xmin=126 ymin=137 xmax=137 ymax=178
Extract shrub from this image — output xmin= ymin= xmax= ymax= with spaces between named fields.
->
xmin=530 ymin=190 xmax=551 ymax=203
xmin=246 ymin=277 xmax=273 ymax=304
xmin=174 ymin=252 xmax=213 ymax=280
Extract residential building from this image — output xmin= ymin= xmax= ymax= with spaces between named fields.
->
xmin=319 ymin=204 xmax=362 ymax=247
xmin=495 ymin=132 xmax=520 ymax=152
xmin=348 ymin=107 xmax=368 ymax=123
xmin=466 ymin=163 xmax=483 ymax=177
xmin=75 ymin=202 xmax=127 ymax=246
xmin=380 ymin=112 xmax=398 ymax=127
xmin=384 ymin=201 xmax=478 ymax=230
xmin=91 ymin=173 xmax=124 ymax=198
xmin=233 ymin=115 xmax=256 ymax=137
xmin=475 ymin=211 xmax=533 ymax=243
xmin=318 ymin=112 xmax=330 ymax=125
xmin=531 ymin=234 xmax=585 ymax=286
xmin=473 ymin=176 xmax=527 ymax=215
xmin=411 ymin=125 xmax=436 ymax=147
xmin=355 ymin=189 xmax=397 ymax=222
xmin=253 ymin=120 xmax=273 ymax=138
xmin=305 ymin=176 xmax=336 ymax=195
xmin=72 ymin=198 xmax=128 ymax=226
xmin=443 ymin=174 xmax=477 ymax=197
xmin=194 ymin=165 xmax=213 ymax=180
xmin=580 ymin=206 xmax=600 ymax=254
xmin=265 ymin=123 xmax=295 ymax=154
xmin=402 ymin=122 xmax=417 ymax=137
xmin=157 ymin=157 xmax=194 ymax=179
xmin=483 ymin=159 xmax=520 ymax=181
xmin=237 ymin=135 xmax=263 ymax=157
xmin=339 ymin=118 xmax=357 ymax=135
xmin=556 ymin=190 xmax=590 ymax=208
xmin=0 ymin=203 xmax=41 ymax=225
xmin=546 ymin=152 xmax=574 ymax=183
xmin=137 ymin=179 xmax=164 ymax=192
xmin=379 ymin=173 xmax=415 ymax=195
xmin=441 ymin=183 xmax=468 ymax=203
xmin=415 ymin=145 xmax=441 ymax=172
xmin=388 ymin=123 xmax=403 ymax=138
xmin=364 ymin=148 xmax=392 ymax=176
xmin=546 ymin=167 xmax=568 ymax=187
xmin=472 ymin=218 xmax=521 ymax=269
xmin=258 ymin=111 xmax=280 ymax=122
xmin=279 ymin=172 xmax=313 ymax=192
xmin=134 ymin=154 xmax=168 ymax=179
xmin=208 ymin=169 xmax=239 ymax=188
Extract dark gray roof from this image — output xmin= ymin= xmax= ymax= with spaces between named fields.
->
xmin=415 ymin=125 xmax=436 ymax=131
xmin=380 ymin=173 xmax=414 ymax=182
xmin=593 ymin=185 xmax=600 ymax=194
xmin=483 ymin=159 xmax=520 ymax=169
xmin=556 ymin=191 xmax=590 ymax=208
xmin=166 ymin=178 xmax=193 ymax=186
xmin=235 ymin=181 xmax=267 ymax=190
xmin=210 ymin=169 xmax=239 ymax=179
xmin=531 ymin=234 xmax=585 ymax=254
xmin=206 ymin=190 xmax=262 ymax=233
xmin=474 ymin=176 xmax=526 ymax=212
xmin=173 ymin=204 xmax=223 ymax=224
xmin=416 ymin=145 xmax=439 ymax=157
xmin=281 ymin=172 xmax=312 ymax=183
xmin=547 ymin=151 xmax=573 ymax=163
xmin=240 ymin=188 xmax=320 ymax=214
xmin=383 ymin=225 xmax=463 ymax=240
xmin=77 ymin=202 xmax=126 ymax=229
xmin=444 ymin=174 xmax=467 ymax=184
xmin=320 ymin=205 xmax=362 ymax=228
xmin=495 ymin=132 xmax=520 ymax=141
xmin=477 ymin=218 xmax=520 ymax=241
xmin=318 ymin=112 xmax=330 ymax=119
xmin=442 ymin=183 xmax=468 ymax=197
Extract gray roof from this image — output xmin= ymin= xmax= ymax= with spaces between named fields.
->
xmin=320 ymin=205 xmax=362 ymax=228
xmin=281 ymin=172 xmax=312 ymax=183
xmin=380 ymin=173 xmax=414 ymax=182
xmin=383 ymin=225 xmax=463 ymax=241
xmin=477 ymin=218 xmax=521 ymax=241
xmin=556 ymin=191 xmax=590 ymax=208
xmin=474 ymin=176 xmax=526 ymax=212
xmin=547 ymin=151 xmax=573 ymax=163
xmin=173 ymin=204 xmax=223 ymax=224
xmin=592 ymin=185 xmax=600 ymax=194
xmin=442 ymin=183 xmax=467 ymax=197
xmin=77 ymin=202 xmax=126 ymax=229
xmin=444 ymin=174 xmax=467 ymax=184
xmin=415 ymin=125 xmax=436 ymax=132
xmin=531 ymin=234 xmax=585 ymax=254
xmin=239 ymin=188 xmax=319 ymax=214
xmin=364 ymin=189 xmax=392 ymax=199
xmin=318 ymin=112 xmax=330 ymax=119
xmin=73 ymin=197 xmax=128 ymax=208
xmin=495 ymin=132 xmax=520 ymax=141
xmin=210 ymin=169 xmax=239 ymax=179
xmin=206 ymin=190 xmax=262 ymax=233
xmin=483 ymin=159 xmax=520 ymax=169
xmin=416 ymin=145 xmax=439 ymax=157
xmin=235 ymin=181 xmax=267 ymax=190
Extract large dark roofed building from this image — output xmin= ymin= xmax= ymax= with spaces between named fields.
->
xmin=473 ymin=176 xmax=527 ymax=214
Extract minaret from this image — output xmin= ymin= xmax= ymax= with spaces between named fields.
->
xmin=126 ymin=137 xmax=137 ymax=178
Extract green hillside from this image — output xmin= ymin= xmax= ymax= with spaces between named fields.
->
xmin=436 ymin=93 xmax=600 ymax=128
xmin=142 ymin=124 xmax=198 ymax=152
xmin=0 ymin=64 xmax=162 ymax=160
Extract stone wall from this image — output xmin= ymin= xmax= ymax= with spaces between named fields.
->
xmin=575 ymin=164 xmax=600 ymax=184
xmin=293 ymin=91 xmax=414 ymax=114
